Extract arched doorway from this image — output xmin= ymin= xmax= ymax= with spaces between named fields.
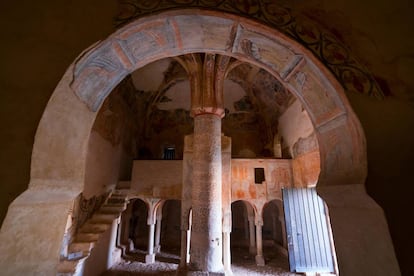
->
xmin=117 ymin=198 xmax=149 ymax=262
xmin=230 ymin=200 xmax=256 ymax=268
xmin=158 ymin=200 xmax=181 ymax=264
xmin=0 ymin=9 xmax=383 ymax=276
xmin=128 ymin=199 xmax=148 ymax=251
xmin=262 ymin=200 xmax=289 ymax=271
xmin=262 ymin=200 xmax=285 ymax=249
xmin=231 ymin=200 xmax=254 ymax=251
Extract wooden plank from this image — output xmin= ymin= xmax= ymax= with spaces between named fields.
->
xmin=297 ymin=188 xmax=310 ymax=270
xmin=306 ymin=188 xmax=322 ymax=268
xmin=282 ymin=188 xmax=336 ymax=273
xmin=282 ymin=189 xmax=295 ymax=271
xmin=311 ymin=188 xmax=327 ymax=269
xmin=302 ymin=188 xmax=316 ymax=269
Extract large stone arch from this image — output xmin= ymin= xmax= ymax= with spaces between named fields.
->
xmin=70 ymin=10 xmax=367 ymax=188
xmin=0 ymin=9 xmax=399 ymax=276
xmin=32 ymin=9 xmax=366 ymax=192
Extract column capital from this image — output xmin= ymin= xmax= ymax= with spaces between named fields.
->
xmin=255 ymin=219 xmax=264 ymax=226
xmin=178 ymin=53 xmax=231 ymax=118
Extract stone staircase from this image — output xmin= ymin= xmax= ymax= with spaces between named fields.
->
xmin=57 ymin=189 xmax=129 ymax=276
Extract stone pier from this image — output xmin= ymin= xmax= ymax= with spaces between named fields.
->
xmin=191 ymin=114 xmax=224 ymax=273
xmin=182 ymin=53 xmax=231 ymax=275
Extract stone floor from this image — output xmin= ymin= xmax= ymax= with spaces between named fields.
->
xmin=102 ymin=246 xmax=300 ymax=276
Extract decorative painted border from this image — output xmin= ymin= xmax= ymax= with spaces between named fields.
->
xmin=115 ymin=0 xmax=384 ymax=99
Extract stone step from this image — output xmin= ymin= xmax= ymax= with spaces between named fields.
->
xmin=68 ymin=242 xmax=94 ymax=255
xmin=57 ymin=273 xmax=74 ymax=276
xmin=75 ymin=233 xmax=100 ymax=243
xmin=79 ymin=222 xmax=110 ymax=234
xmin=110 ymin=190 xmax=129 ymax=199
xmin=113 ymin=188 xmax=129 ymax=194
xmin=57 ymin=260 xmax=78 ymax=274
xmin=99 ymin=205 xmax=126 ymax=214
xmin=57 ymin=257 xmax=87 ymax=275
xmin=106 ymin=197 xmax=127 ymax=205
xmin=89 ymin=213 xmax=117 ymax=224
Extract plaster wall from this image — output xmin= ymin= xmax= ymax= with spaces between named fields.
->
xmin=82 ymin=221 xmax=120 ymax=276
xmin=0 ymin=191 xmax=74 ymax=275
xmin=292 ymin=151 xmax=320 ymax=188
xmin=318 ymin=185 xmax=401 ymax=276
xmin=347 ymin=93 xmax=414 ymax=274
xmin=131 ymin=160 xmax=183 ymax=199
xmin=131 ymin=158 xmax=294 ymax=204
xmin=231 ymin=159 xmax=293 ymax=202
xmin=0 ymin=2 xmax=409 ymax=274
xmin=83 ymin=131 xmax=123 ymax=198
xmin=278 ymin=99 xmax=315 ymax=157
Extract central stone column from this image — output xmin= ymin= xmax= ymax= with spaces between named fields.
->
xmin=182 ymin=53 xmax=231 ymax=274
xmin=191 ymin=114 xmax=223 ymax=272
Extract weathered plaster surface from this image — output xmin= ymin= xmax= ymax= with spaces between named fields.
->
xmin=0 ymin=1 xmax=411 ymax=274
xmin=0 ymin=9 xmax=397 ymax=276
xmin=318 ymin=185 xmax=401 ymax=276
xmin=231 ymin=159 xmax=292 ymax=202
xmin=82 ymin=221 xmax=119 ymax=276
xmin=0 ymin=188 xmax=74 ymax=275
xmin=69 ymin=10 xmax=365 ymax=185
xmin=131 ymin=160 xmax=183 ymax=198
xmin=278 ymin=99 xmax=315 ymax=157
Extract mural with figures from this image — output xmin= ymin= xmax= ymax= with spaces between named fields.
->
xmin=115 ymin=0 xmax=385 ymax=99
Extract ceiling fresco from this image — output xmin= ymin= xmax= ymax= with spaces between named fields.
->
xmin=115 ymin=0 xmax=386 ymax=99
xmin=118 ymin=57 xmax=299 ymax=159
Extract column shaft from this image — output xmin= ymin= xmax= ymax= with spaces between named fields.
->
xmin=223 ymin=232 xmax=232 ymax=274
xmin=190 ymin=114 xmax=224 ymax=273
xmin=248 ymin=216 xmax=256 ymax=255
xmin=154 ymin=217 xmax=162 ymax=253
xmin=255 ymin=223 xmax=265 ymax=266
xmin=145 ymin=223 xmax=156 ymax=263
xmin=186 ymin=229 xmax=191 ymax=264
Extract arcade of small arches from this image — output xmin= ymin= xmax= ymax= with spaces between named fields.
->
xmin=115 ymin=198 xmax=288 ymax=269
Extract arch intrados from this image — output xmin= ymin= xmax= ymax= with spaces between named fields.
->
xmin=30 ymin=9 xmax=366 ymax=195
xmin=262 ymin=199 xmax=283 ymax=217
xmin=231 ymin=199 xmax=256 ymax=216
xmin=160 ymin=199 xmax=181 ymax=213
xmin=131 ymin=197 xmax=148 ymax=208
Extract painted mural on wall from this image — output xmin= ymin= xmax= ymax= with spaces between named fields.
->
xmin=76 ymin=192 xmax=110 ymax=231
xmin=114 ymin=58 xmax=294 ymax=159
xmin=115 ymin=0 xmax=385 ymax=99
xmin=231 ymin=159 xmax=293 ymax=202
xmin=93 ymin=80 xmax=139 ymax=156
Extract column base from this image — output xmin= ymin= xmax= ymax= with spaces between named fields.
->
xmin=154 ymin=245 xmax=161 ymax=253
xmin=177 ymin=266 xmax=227 ymax=276
xmin=255 ymin=255 xmax=265 ymax=266
xmin=186 ymin=271 xmax=226 ymax=276
xmin=145 ymin=253 xmax=155 ymax=263
xmin=176 ymin=267 xmax=227 ymax=276
xmin=224 ymin=268 xmax=233 ymax=276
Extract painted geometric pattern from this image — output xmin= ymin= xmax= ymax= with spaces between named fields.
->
xmin=115 ymin=0 xmax=384 ymax=99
